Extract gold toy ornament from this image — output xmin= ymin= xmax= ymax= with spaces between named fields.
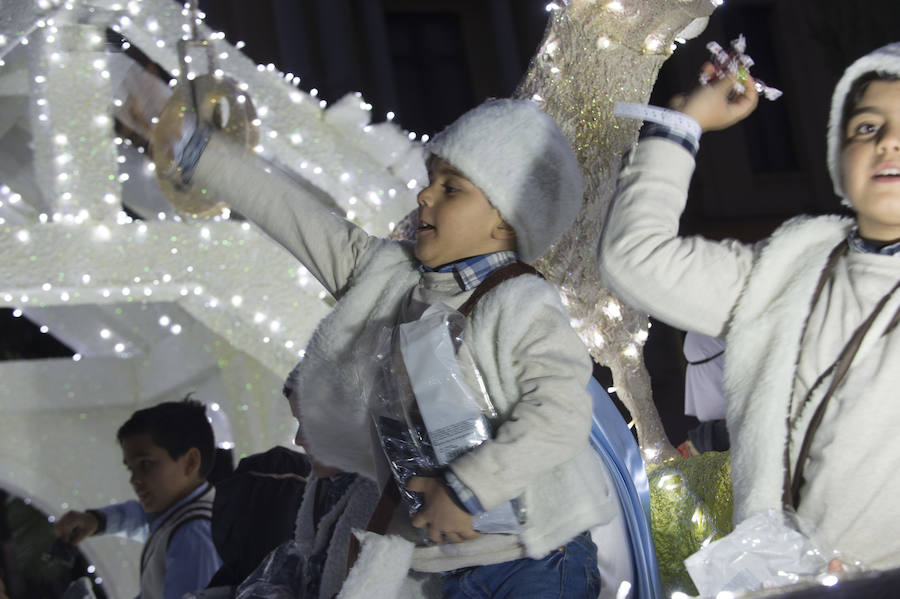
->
xmin=150 ymin=3 xmax=258 ymax=217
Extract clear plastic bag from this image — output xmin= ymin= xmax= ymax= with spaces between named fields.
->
xmin=231 ymin=540 xmax=306 ymax=599
xmin=684 ymin=508 xmax=863 ymax=596
xmin=362 ymin=303 xmax=519 ymax=533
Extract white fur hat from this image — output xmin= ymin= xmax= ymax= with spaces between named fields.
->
xmin=426 ymin=98 xmax=583 ymax=263
xmin=827 ymin=42 xmax=900 ymax=205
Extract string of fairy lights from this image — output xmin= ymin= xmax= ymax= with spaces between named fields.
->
xmin=0 ymin=0 xmax=731 ymax=382
xmin=0 ymin=0 xmax=425 ymax=380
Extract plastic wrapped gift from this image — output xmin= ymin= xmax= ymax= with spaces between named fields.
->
xmin=685 ymin=508 xmax=863 ymax=597
xmin=364 ymin=303 xmax=519 ymax=534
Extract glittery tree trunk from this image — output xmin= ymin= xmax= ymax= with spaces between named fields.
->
xmin=515 ymin=0 xmax=716 ymax=457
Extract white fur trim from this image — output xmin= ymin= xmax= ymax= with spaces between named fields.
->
xmin=287 ymin=239 xmax=420 ymax=479
xmin=723 ymin=215 xmax=851 ymax=520
xmin=337 ymin=532 xmax=415 ymax=599
xmin=293 ymin=475 xmax=381 ymax=599
xmin=826 ymin=42 xmax=900 ymax=204
xmin=427 ymin=99 xmax=583 ymax=263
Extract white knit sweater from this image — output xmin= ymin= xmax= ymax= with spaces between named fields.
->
xmin=599 ymin=137 xmax=900 ymax=568
xmin=194 ymin=137 xmax=618 ymax=574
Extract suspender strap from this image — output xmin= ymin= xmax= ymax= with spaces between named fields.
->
xmin=686 ymin=350 xmax=725 ymax=366
xmin=782 ymin=242 xmax=900 ymax=509
xmin=350 ymin=260 xmax=543 ymax=569
xmin=458 ymin=262 xmax=542 ymax=317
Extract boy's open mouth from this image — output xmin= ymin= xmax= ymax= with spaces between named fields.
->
xmin=416 ymin=221 xmax=435 ymax=233
xmin=873 ymin=166 xmax=900 ymax=180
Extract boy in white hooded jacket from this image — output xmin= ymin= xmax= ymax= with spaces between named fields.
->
xmin=599 ymin=43 xmax=900 ymax=568
xmin=166 ymin=98 xmax=625 ymax=597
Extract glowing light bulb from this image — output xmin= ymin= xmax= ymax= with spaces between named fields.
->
xmin=603 ymin=300 xmax=622 ymax=320
xmin=643 ymin=35 xmax=663 ymax=53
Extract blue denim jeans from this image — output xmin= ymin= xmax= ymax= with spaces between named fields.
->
xmin=441 ymin=532 xmax=601 ymax=599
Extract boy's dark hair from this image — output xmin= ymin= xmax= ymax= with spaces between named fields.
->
xmin=117 ymin=396 xmax=216 ymax=478
xmin=841 ymin=71 xmax=900 ymax=143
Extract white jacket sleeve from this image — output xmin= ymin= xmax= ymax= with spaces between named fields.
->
xmin=598 ymin=137 xmax=756 ymax=337
xmin=449 ymin=281 xmax=594 ymax=511
xmin=193 ymin=134 xmax=379 ymax=298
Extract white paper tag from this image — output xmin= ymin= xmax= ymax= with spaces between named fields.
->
xmin=398 ymin=305 xmax=489 ymax=465
xmin=614 ymin=102 xmax=702 ymax=140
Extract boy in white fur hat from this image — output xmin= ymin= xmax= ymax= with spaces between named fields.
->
xmin=167 ymin=98 xmax=623 ymax=597
xmin=599 ymin=43 xmax=900 ymax=568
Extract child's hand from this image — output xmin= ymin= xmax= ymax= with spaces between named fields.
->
xmin=671 ymin=62 xmax=759 ymax=132
xmin=406 ymin=477 xmax=481 ymax=544
xmin=53 ymin=510 xmax=99 ymax=544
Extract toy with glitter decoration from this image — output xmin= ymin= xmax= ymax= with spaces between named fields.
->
xmin=701 ymin=34 xmax=783 ymax=101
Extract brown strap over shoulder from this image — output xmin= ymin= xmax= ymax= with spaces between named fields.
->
xmin=458 ymin=261 xmax=543 ymax=318
xmin=782 ymin=241 xmax=900 ymax=509
xmin=349 ymin=260 xmax=543 ymax=571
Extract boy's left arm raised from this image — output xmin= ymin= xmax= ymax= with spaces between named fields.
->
xmin=599 ymin=72 xmax=759 ymax=336
xmin=164 ymin=121 xmax=378 ymax=298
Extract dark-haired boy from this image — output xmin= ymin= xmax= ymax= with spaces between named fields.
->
xmin=161 ymin=97 xmax=620 ymax=596
xmin=599 ymin=43 xmax=900 ymax=567
xmin=55 ymin=399 xmax=222 ymax=599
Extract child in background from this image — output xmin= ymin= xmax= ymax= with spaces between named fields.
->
xmin=54 ymin=399 xmax=222 ymax=599
xmin=164 ymin=98 xmax=622 ymax=597
xmin=599 ymin=43 xmax=900 ymax=568
xmin=679 ymin=332 xmax=729 ymax=456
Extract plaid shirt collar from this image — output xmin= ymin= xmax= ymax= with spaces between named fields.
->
xmin=419 ymin=251 xmax=519 ymax=290
xmin=848 ymin=227 xmax=900 ymax=256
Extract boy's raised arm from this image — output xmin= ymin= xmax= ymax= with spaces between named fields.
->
xmin=189 ymin=133 xmax=379 ymax=298
xmin=598 ymin=71 xmax=759 ymax=337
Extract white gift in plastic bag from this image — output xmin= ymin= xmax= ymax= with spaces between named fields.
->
xmin=367 ymin=303 xmax=520 ymax=534
xmin=397 ymin=304 xmax=491 ymax=465
xmin=685 ymin=508 xmax=858 ymax=596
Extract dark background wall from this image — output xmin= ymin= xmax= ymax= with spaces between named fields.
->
xmin=196 ymin=0 xmax=900 ymax=235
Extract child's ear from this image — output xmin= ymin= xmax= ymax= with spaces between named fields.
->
xmin=183 ymin=447 xmax=202 ymax=478
xmin=492 ymin=219 xmax=517 ymax=241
